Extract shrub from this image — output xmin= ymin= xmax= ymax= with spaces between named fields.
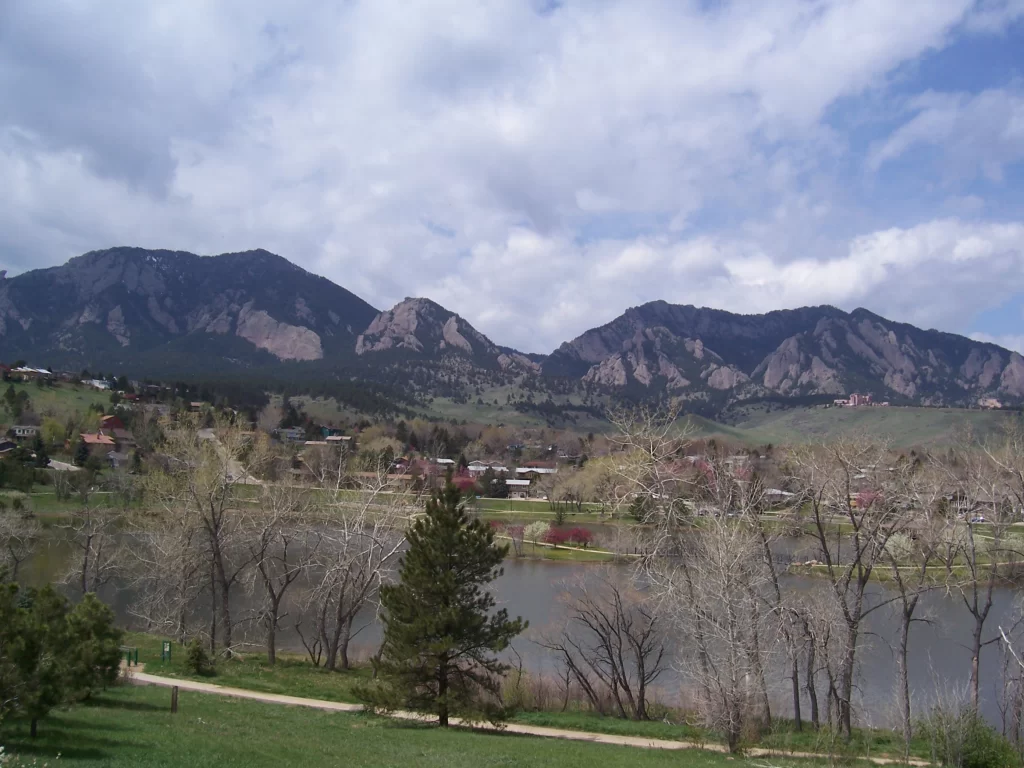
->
xmin=543 ymin=527 xmax=571 ymax=547
xmin=919 ymin=704 xmax=1021 ymax=768
xmin=185 ymin=638 xmax=214 ymax=677
xmin=565 ymin=527 xmax=593 ymax=548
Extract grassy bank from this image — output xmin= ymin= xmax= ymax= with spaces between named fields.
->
xmin=3 ymin=684 xmax=838 ymax=768
xmin=119 ymin=633 xmax=928 ymax=763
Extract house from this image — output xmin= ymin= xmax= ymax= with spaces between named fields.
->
xmin=88 ymin=379 xmax=111 ymax=391
xmin=0 ymin=439 xmax=17 ymax=455
xmin=325 ymin=435 xmax=353 ymax=448
xmin=10 ymin=425 xmax=39 ymax=441
xmin=467 ymin=461 xmax=509 ymax=475
xmin=434 ymin=458 xmax=456 ymax=466
xmin=100 ymin=415 xmax=126 ymax=431
xmin=506 ymin=478 xmax=532 ymax=499
xmin=80 ymin=433 xmax=116 ymax=458
xmin=515 ymin=466 xmax=557 ymax=477
xmin=110 ymin=429 xmax=136 ymax=450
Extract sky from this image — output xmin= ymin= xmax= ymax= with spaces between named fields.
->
xmin=1 ymin=0 xmax=1023 ymax=354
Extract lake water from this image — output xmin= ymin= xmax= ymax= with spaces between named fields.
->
xmin=24 ymin=532 xmax=1021 ymax=728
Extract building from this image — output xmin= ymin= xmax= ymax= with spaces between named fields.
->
xmin=467 ymin=461 xmax=509 ymax=475
xmin=80 ymin=433 xmax=116 ymax=458
xmin=10 ymin=425 xmax=39 ymax=441
xmin=506 ymin=478 xmax=531 ymax=499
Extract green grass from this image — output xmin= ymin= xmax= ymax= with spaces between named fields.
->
xmin=117 ymin=634 xmax=915 ymax=764
xmin=725 ymin=404 xmax=1011 ymax=449
xmin=1 ymin=381 xmax=110 ymax=421
xmin=0 ymin=684 xmax=851 ymax=768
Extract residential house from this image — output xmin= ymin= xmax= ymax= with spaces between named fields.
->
xmin=276 ymin=427 xmax=306 ymax=443
xmin=467 ymin=461 xmax=509 ymax=475
xmin=506 ymin=478 xmax=531 ymax=499
xmin=100 ymin=415 xmax=126 ymax=431
xmin=80 ymin=433 xmax=116 ymax=458
xmin=0 ymin=439 xmax=17 ymax=455
xmin=325 ymin=435 xmax=353 ymax=448
xmin=10 ymin=425 xmax=39 ymax=441
xmin=107 ymin=451 xmax=131 ymax=470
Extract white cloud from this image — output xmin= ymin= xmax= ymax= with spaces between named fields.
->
xmin=868 ymin=87 xmax=1024 ymax=181
xmin=971 ymin=332 xmax=1024 ymax=354
xmin=0 ymin=0 xmax=1022 ymax=352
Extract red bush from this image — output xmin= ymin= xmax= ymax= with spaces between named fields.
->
xmin=566 ymin=527 xmax=594 ymax=548
xmin=543 ymin=526 xmax=593 ymax=548
xmin=543 ymin=527 xmax=571 ymax=547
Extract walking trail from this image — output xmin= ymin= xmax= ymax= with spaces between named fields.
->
xmin=125 ymin=666 xmax=929 ymax=766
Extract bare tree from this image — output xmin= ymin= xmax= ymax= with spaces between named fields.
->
xmin=126 ymin=505 xmax=207 ymax=643
xmin=59 ymin=505 xmax=124 ymax=595
xmin=538 ymin=572 xmax=665 ymax=720
xmin=786 ymin=437 xmax=912 ymax=739
xmin=296 ymin=462 xmax=408 ymax=670
xmin=651 ymin=517 xmax=779 ymax=751
xmin=145 ymin=416 xmax=268 ymax=654
xmin=0 ymin=511 xmax=39 ymax=581
xmin=938 ymin=431 xmax=1023 ymax=713
xmin=243 ymin=483 xmax=315 ymax=665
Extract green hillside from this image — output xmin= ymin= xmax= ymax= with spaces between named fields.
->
xmin=722 ymin=404 xmax=1013 ymax=449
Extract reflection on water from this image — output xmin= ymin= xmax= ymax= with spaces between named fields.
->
xmin=23 ymin=528 xmax=1020 ymax=727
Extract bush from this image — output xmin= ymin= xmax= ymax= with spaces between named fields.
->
xmin=185 ymin=638 xmax=214 ymax=677
xmin=919 ymin=704 xmax=1021 ymax=768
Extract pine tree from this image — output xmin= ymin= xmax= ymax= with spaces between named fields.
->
xmin=371 ymin=477 xmax=526 ymax=726
xmin=73 ymin=439 xmax=90 ymax=468
xmin=32 ymin=436 xmax=49 ymax=469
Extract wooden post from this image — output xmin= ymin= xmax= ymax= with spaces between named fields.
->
xmin=171 ymin=686 xmax=179 ymax=714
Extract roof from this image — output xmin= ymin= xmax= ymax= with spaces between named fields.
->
xmin=506 ymin=479 xmax=531 ymax=486
xmin=516 ymin=467 xmax=557 ymax=475
xmin=304 ymin=440 xmax=329 ymax=446
xmin=325 ymin=435 xmax=352 ymax=442
xmin=434 ymin=458 xmax=456 ymax=464
xmin=81 ymin=433 xmax=115 ymax=446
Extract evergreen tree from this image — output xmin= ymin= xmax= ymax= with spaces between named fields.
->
xmin=73 ymin=439 xmax=90 ymax=468
xmin=32 ymin=436 xmax=49 ymax=469
xmin=370 ymin=477 xmax=526 ymax=725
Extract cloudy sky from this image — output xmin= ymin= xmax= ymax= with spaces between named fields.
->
xmin=2 ymin=1 xmax=1023 ymax=353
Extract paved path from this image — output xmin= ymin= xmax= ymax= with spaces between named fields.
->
xmin=125 ymin=667 xmax=930 ymax=765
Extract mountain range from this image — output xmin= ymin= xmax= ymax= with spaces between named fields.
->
xmin=2 ymin=247 xmax=1022 ymax=417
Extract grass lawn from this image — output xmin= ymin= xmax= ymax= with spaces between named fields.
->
xmin=1 ymin=381 xmax=110 ymax=420
xmin=119 ymin=634 xmax=922 ymax=764
xmin=1 ymin=684 xmax=859 ymax=768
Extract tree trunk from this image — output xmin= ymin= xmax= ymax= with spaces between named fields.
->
xmin=30 ymin=718 xmax=38 ymax=738
xmin=80 ymin=534 xmax=91 ymax=594
xmin=218 ymin=559 xmax=232 ymax=654
xmin=898 ymin=611 xmax=912 ymax=759
xmin=338 ymin=618 xmax=352 ymax=671
xmin=438 ymin=658 xmax=449 ymax=727
xmin=791 ymin=657 xmax=802 ymax=732
xmin=839 ymin=624 xmax=857 ymax=739
xmin=806 ymin=640 xmax=819 ymax=730
xmin=266 ymin=593 xmax=282 ymax=666
xmin=970 ymin=622 xmax=983 ymax=713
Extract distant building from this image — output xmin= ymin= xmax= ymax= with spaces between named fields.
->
xmin=10 ymin=425 xmax=39 ymax=440
xmin=506 ymin=478 xmax=531 ymax=499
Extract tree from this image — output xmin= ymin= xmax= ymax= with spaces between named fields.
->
xmin=787 ymin=438 xmax=913 ymax=740
xmin=244 ymin=484 xmax=313 ymax=666
xmin=30 ymin=437 xmax=49 ymax=469
xmin=368 ymin=478 xmax=527 ymax=725
xmin=73 ymin=439 xmax=90 ymax=468
xmin=64 ymin=593 xmax=123 ymax=700
xmin=0 ymin=582 xmax=121 ymax=737
xmin=539 ymin=572 xmax=664 ymax=720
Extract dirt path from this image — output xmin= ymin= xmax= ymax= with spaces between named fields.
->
xmin=126 ymin=666 xmax=930 ymax=765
